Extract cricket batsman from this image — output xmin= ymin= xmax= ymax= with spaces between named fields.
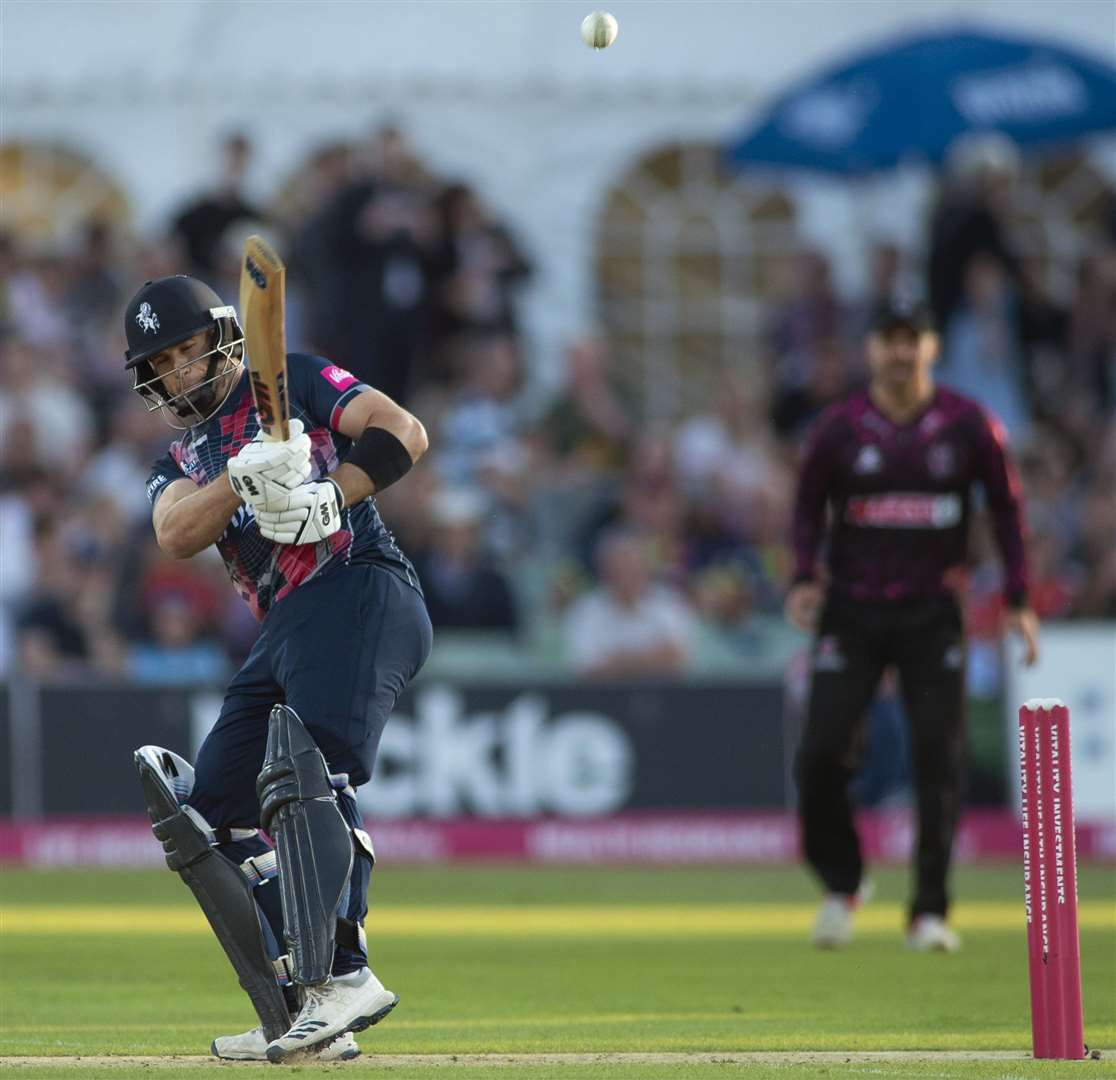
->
xmin=786 ymin=298 xmax=1039 ymax=952
xmin=125 ymin=275 xmax=432 ymax=1060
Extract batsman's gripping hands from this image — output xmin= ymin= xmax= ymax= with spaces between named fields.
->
xmin=228 ymin=419 xmax=312 ymax=510
xmin=255 ymin=478 xmax=343 ymax=545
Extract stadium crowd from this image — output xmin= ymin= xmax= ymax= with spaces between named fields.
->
xmin=1 ymin=128 xmax=1114 ymax=689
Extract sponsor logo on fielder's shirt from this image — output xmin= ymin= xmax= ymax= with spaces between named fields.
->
xmin=845 ymin=492 xmax=962 ymax=529
xmin=321 ymin=365 xmax=358 ymax=391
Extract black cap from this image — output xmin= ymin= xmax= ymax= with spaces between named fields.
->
xmin=124 ymin=275 xmax=230 ymax=369
xmin=871 ymin=297 xmax=934 ymax=335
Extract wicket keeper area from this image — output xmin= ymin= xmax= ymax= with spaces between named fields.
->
xmin=1 ymin=866 xmax=1113 ymax=1079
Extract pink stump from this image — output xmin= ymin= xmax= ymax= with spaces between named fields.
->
xmin=1018 ymin=699 xmax=1085 ymax=1060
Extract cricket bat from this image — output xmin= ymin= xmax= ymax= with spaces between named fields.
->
xmin=239 ymin=234 xmax=290 ymax=442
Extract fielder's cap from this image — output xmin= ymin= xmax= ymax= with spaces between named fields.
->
xmin=124 ymin=275 xmax=232 ymax=369
xmin=871 ymin=296 xmax=934 ymax=335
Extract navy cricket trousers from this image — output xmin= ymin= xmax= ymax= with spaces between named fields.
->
xmin=189 ymin=562 xmax=431 ymax=975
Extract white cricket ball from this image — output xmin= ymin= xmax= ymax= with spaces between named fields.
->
xmin=580 ymin=10 xmax=618 ymax=50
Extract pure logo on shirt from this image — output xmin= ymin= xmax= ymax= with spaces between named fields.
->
xmin=321 ymin=365 xmax=358 ymax=391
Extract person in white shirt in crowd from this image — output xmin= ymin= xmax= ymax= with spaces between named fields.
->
xmin=564 ymin=528 xmax=696 ymax=678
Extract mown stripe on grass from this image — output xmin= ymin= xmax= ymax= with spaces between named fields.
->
xmin=2 ymin=901 xmax=1113 ymax=936
xmin=0 ymin=1051 xmax=1053 ymax=1067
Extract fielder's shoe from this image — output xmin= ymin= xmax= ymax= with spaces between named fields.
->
xmin=211 ymin=1025 xmax=360 ymax=1061
xmin=266 ymin=967 xmax=398 ymax=1062
xmin=907 ymin=914 xmax=961 ymax=953
xmin=810 ymin=880 xmax=874 ymax=949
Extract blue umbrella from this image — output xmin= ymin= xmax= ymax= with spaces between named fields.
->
xmin=726 ymin=25 xmax=1116 ymax=175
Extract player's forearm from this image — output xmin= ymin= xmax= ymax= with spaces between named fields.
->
xmin=989 ymin=507 xmax=1030 ymax=606
xmin=330 ymin=462 xmax=377 ymax=508
xmin=791 ymin=493 xmax=826 ymax=582
xmin=155 ymin=475 xmax=242 ymax=559
xmin=331 ymin=416 xmax=429 ymax=505
xmin=791 ymin=428 xmax=833 ymax=582
xmin=976 ymin=419 xmax=1029 ymax=605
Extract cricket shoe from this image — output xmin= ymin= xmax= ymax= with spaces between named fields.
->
xmin=266 ymin=967 xmax=398 ymax=1062
xmin=810 ymin=880 xmax=874 ymax=949
xmin=907 ymin=914 xmax=961 ymax=953
xmin=211 ymin=1025 xmax=360 ymax=1061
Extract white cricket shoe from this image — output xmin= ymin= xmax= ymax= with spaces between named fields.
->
xmin=907 ymin=914 xmax=961 ymax=953
xmin=211 ymin=1025 xmax=360 ymax=1061
xmin=266 ymin=967 xmax=398 ymax=1062
xmin=810 ymin=880 xmax=873 ymax=949
xmin=811 ymin=894 xmax=855 ymax=948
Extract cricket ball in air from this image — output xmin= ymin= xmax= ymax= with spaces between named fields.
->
xmin=581 ymin=11 xmax=618 ymax=50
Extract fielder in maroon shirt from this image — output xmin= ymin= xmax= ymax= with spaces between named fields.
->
xmin=786 ymin=299 xmax=1039 ymax=952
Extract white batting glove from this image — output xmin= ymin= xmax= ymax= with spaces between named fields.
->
xmin=255 ymin=479 xmax=344 ymax=545
xmin=228 ymin=419 xmax=312 ymax=511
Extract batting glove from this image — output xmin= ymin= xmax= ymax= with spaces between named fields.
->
xmin=255 ymin=478 xmax=344 ymax=545
xmin=228 ymin=419 xmax=312 ymax=511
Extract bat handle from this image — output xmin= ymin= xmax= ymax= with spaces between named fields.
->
xmin=260 ymin=421 xmax=289 ymax=442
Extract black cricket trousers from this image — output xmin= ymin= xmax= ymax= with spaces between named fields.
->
xmin=794 ymin=591 xmax=966 ymax=920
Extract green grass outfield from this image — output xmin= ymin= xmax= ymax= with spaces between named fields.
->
xmin=1 ymin=864 xmax=1113 ymax=1080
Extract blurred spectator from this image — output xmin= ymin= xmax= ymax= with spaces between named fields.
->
xmin=674 ymin=373 xmax=794 ymax=603
xmin=532 ymin=334 xmax=635 ymax=557
xmin=689 ymin=559 xmax=786 ymax=654
xmin=0 ymin=229 xmax=15 ymax=334
xmin=430 ymin=182 xmax=532 ymax=347
xmin=13 ymin=521 xmax=123 ymax=679
xmin=1017 ymin=424 xmax=1082 ymax=541
xmin=83 ymin=400 xmax=167 ymax=524
xmin=1074 ymin=476 xmax=1116 ymax=617
xmin=315 ymin=124 xmax=435 ymax=403
xmin=676 ymin=371 xmax=780 ymax=498
xmin=563 ymin=528 xmax=696 ymax=678
xmin=66 ymin=221 xmax=124 ymax=348
xmin=577 ymin=431 xmax=688 ymax=583
xmin=1067 ymin=249 xmax=1116 ymax=419
xmin=767 ymin=249 xmax=844 ymax=395
xmin=435 ymin=330 xmax=528 ymax=492
xmin=6 ymin=255 xmax=71 ymax=346
xmin=770 ymin=336 xmax=854 ymax=445
xmin=926 ymin=132 xmax=1022 ymax=333
xmin=126 ymin=592 xmax=229 ymax=685
xmin=848 ymin=242 xmax=912 ymax=342
xmin=938 ymin=254 xmax=1031 ymax=441
xmin=539 ymin=334 xmax=634 ymax=477
xmin=0 ymin=338 xmax=95 ymax=474
xmin=288 ymin=144 xmax=356 ymax=352
xmin=171 ymin=133 xmax=263 ymax=280
xmin=413 ymin=489 xmax=519 ymax=632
